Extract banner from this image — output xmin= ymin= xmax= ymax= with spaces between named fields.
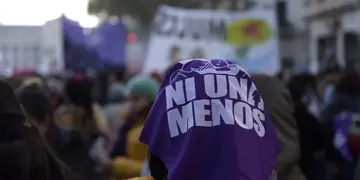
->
xmin=143 ymin=5 xmax=279 ymax=75
xmin=62 ymin=16 xmax=126 ymax=71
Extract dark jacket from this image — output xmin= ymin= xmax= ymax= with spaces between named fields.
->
xmin=47 ymin=126 xmax=103 ymax=180
xmin=252 ymin=75 xmax=305 ymax=180
xmin=293 ymin=102 xmax=323 ymax=179
xmin=287 ymin=76 xmax=324 ymax=179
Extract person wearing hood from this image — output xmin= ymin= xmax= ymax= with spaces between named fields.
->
xmin=252 ymin=75 xmax=306 ymax=180
xmin=0 ymin=80 xmax=76 ymax=180
xmin=112 ymin=75 xmax=159 ymax=179
xmin=136 ymin=59 xmax=280 ymax=180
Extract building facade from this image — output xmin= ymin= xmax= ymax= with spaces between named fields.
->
xmin=304 ymin=0 xmax=360 ymax=72
xmin=0 ymin=26 xmax=42 ymax=74
xmin=0 ymin=22 xmax=63 ymax=74
xmin=277 ymin=0 xmax=309 ymax=71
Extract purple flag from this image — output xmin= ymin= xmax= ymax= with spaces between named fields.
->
xmin=62 ymin=16 xmax=125 ymax=70
xmin=140 ymin=59 xmax=281 ymax=180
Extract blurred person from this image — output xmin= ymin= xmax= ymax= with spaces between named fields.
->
xmin=138 ymin=59 xmax=280 ymax=180
xmin=111 ymin=75 xmax=159 ymax=179
xmin=54 ymin=76 xmax=111 ymax=180
xmin=103 ymin=72 xmax=129 ymax=137
xmin=0 ymin=80 xmax=76 ymax=180
xmin=277 ymin=57 xmax=295 ymax=82
xmin=18 ymin=86 xmax=55 ymax=136
xmin=287 ymin=74 xmax=325 ymax=180
xmin=19 ymin=81 xmax=110 ymax=180
xmin=190 ymin=48 xmax=205 ymax=59
xmin=321 ymin=69 xmax=360 ymax=126
xmin=56 ymin=76 xmax=110 ymax=143
xmin=316 ymin=65 xmax=342 ymax=102
xmin=252 ymin=75 xmax=306 ymax=180
xmin=108 ymin=72 xmax=126 ymax=103
xmin=102 ymin=101 xmax=130 ymax=138
xmin=46 ymin=75 xmax=66 ymax=109
xmin=168 ymin=45 xmax=181 ymax=63
xmin=321 ymin=69 xmax=360 ymax=180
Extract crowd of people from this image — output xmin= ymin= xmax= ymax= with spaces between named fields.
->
xmin=0 ymin=59 xmax=359 ymax=180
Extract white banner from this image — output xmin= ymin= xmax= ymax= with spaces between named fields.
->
xmin=143 ymin=5 xmax=279 ymax=75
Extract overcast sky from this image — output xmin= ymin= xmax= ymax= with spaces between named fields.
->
xmin=0 ymin=0 xmax=98 ymax=27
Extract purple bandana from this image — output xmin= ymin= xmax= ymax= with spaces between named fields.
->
xmin=140 ymin=59 xmax=280 ymax=180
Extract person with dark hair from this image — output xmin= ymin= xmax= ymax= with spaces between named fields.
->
xmin=168 ymin=45 xmax=181 ymax=63
xmin=317 ymin=65 xmax=342 ymax=102
xmin=321 ymin=70 xmax=360 ymax=180
xmin=287 ymin=74 xmax=325 ymax=180
xmin=56 ymin=77 xmax=109 ymax=143
xmin=46 ymin=75 xmax=66 ymax=109
xmin=321 ymin=70 xmax=360 ymax=123
xmin=54 ymin=77 xmax=111 ymax=180
xmin=0 ymin=80 xmax=76 ymax=180
xmin=19 ymin=87 xmax=55 ymax=135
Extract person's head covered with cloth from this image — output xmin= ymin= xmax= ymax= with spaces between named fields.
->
xmin=140 ymin=59 xmax=281 ymax=180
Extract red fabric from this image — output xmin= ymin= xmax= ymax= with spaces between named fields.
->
xmin=348 ymin=134 xmax=360 ymax=155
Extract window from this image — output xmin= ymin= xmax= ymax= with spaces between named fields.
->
xmin=344 ymin=32 xmax=359 ymax=67
xmin=276 ymin=1 xmax=288 ymax=27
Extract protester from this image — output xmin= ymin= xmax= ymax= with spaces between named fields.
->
xmin=287 ymin=74 xmax=325 ymax=180
xmin=252 ymin=74 xmax=306 ymax=180
xmin=46 ymin=75 xmax=66 ymax=109
xmin=103 ymin=100 xmax=130 ymax=137
xmin=316 ymin=65 xmax=341 ymax=102
xmin=54 ymin=77 xmax=110 ymax=180
xmin=321 ymin=69 xmax=360 ymax=180
xmin=112 ymin=75 xmax=159 ymax=179
xmin=103 ymin=71 xmax=130 ymax=137
xmin=0 ymin=80 xmax=76 ymax=180
xmin=108 ymin=72 xmax=126 ymax=103
xmin=138 ymin=59 xmax=280 ymax=180
xmin=56 ymin=77 xmax=110 ymax=143
xmin=18 ymin=86 xmax=56 ymax=136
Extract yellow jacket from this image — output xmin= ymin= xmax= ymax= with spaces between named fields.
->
xmin=112 ymin=120 xmax=148 ymax=179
